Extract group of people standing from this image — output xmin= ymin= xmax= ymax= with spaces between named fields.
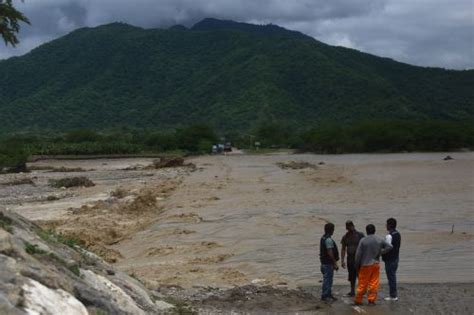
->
xmin=320 ymin=218 xmax=401 ymax=305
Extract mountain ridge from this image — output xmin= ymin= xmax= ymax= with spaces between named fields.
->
xmin=0 ymin=18 xmax=472 ymax=133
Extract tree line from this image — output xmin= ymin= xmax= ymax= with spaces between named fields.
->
xmin=1 ymin=120 xmax=473 ymax=172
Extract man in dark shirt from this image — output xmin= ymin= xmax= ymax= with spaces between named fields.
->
xmin=320 ymin=223 xmax=339 ymax=301
xmin=341 ymin=220 xmax=364 ymax=297
xmin=382 ymin=217 xmax=401 ymax=301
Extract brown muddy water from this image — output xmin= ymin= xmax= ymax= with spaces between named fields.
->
xmin=1 ymin=153 xmax=473 ymax=289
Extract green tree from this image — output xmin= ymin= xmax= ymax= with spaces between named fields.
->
xmin=65 ymin=129 xmax=102 ymax=143
xmin=0 ymin=140 xmax=28 ymax=172
xmin=175 ymin=124 xmax=217 ymax=152
xmin=0 ymin=0 xmax=30 ymax=46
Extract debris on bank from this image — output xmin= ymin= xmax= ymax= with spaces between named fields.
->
xmin=276 ymin=161 xmax=318 ymax=170
xmin=148 ymin=157 xmax=196 ymax=170
xmin=48 ymin=176 xmax=95 ymax=188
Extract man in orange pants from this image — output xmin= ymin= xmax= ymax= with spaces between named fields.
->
xmin=354 ymin=224 xmax=392 ymax=305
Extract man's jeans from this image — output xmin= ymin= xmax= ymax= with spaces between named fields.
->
xmin=385 ymin=258 xmax=399 ymax=298
xmin=321 ymin=264 xmax=334 ymax=298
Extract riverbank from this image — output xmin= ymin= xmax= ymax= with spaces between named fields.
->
xmin=160 ymin=282 xmax=474 ymax=314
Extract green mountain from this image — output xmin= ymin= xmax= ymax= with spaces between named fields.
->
xmin=0 ymin=18 xmax=472 ymax=133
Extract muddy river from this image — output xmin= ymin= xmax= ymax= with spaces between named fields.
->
xmin=1 ymin=152 xmax=473 ymax=289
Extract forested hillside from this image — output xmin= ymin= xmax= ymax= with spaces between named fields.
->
xmin=0 ymin=18 xmax=473 ymax=133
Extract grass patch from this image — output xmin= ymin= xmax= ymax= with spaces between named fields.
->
xmin=49 ymin=176 xmax=95 ymax=188
xmin=0 ymin=213 xmax=13 ymax=233
xmin=27 ymin=165 xmax=55 ymax=171
xmin=24 ymin=242 xmax=47 ymax=255
xmin=37 ymin=229 xmax=80 ymax=248
xmin=48 ymin=166 xmax=89 ymax=173
xmin=65 ymin=262 xmax=81 ymax=277
xmin=162 ymin=296 xmax=195 ymax=315
xmin=1 ymin=177 xmax=35 ymax=186
xmin=24 ymin=241 xmax=81 ymax=277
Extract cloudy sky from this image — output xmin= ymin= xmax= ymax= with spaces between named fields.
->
xmin=1 ymin=0 xmax=473 ymax=69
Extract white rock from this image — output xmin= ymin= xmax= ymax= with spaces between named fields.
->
xmin=81 ymin=269 xmax=145 ymax=315
xmin=251 ymin=278 xmax=267 ymax=284
xmin=22 ymin=279 xmax=88 ymax=315
xmin=0 ymin=229 xmax=13 ymax=254
xmin=154 ymin=300 xmax=175 ymax=311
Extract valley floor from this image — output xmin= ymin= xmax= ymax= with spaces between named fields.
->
xmin=1 ymin=152 xmax=473 ymax=313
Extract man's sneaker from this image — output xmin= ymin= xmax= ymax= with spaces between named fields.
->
xmin=343 ymin=292 xmax=355 ymax=297
xmin=329 ymin=295 xmax=338 ymax=301
xmin=384 ymin=297 xmax=399 ymax=301
xmin=368 ymin=301 xmax=376 ymax=306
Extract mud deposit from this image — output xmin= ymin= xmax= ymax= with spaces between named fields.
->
xmin=1 ymin=153 xmax=473 ymax=313
xmin=161 ymin=283 xmax=474 ymax=314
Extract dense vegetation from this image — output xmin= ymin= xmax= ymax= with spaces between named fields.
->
xmin=0 ymin=18 xmax=472 ymax=133
xmin=1 ymin=120 xmax=472 ymax=172
xmin=0 ymin=124 xmax=218 ymax=171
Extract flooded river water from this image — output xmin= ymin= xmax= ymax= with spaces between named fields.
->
xmin=2 ymin=152 xmax=473 ymax=288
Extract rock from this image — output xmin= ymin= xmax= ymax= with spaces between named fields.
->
xmin=443 ymin=155 xmax=454 ymax=160
xmin=251 ymin=279 xmax=267 ymax=284
xmin=0 ymin=254 xmax=17 ymax=283
xmin=154 ymin=300 xmax=175 ymax=311
xmin=0 ymin=293 xmax=23 ymax=315
xmin=0 ymin=209 xmax=177 ymax=314
xmin=81 ymin=269 xmax=146 ymax=314
xmin=0 ymin=229 xmax=14 ymax=255
xmin=22 ymin=278 xmax=88 ymax=315
xmin=73 ymin=282 xmax=122 ymax=314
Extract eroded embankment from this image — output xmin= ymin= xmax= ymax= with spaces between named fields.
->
xmin=37 ymin=179 xmax=183 ymax=263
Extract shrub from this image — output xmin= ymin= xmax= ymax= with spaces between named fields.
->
xmin=49 ymin=176 xmax=95 ymax=188
xmin=0 ymin=143 xmax=28 ymax=173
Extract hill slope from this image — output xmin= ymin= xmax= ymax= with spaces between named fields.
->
xmin=0 ymin=18 xmax=472 ymax=132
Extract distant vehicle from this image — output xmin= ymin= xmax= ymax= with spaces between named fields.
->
xmin=224 ymin=142 xmax=232 ymax=152
xmin=211 ymin=145 xmax=218 ymax=154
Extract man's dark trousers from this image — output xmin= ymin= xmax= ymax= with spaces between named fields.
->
xmin=385 ymin=258 xmax=398 ymax=298
xmin=321 ymin=264 xmax=334 ymax=299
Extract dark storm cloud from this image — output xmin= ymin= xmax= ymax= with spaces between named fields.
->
xmin=1 ymin=0 xmax=472 ymax=69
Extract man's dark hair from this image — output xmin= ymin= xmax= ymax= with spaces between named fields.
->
xmin=324 ymin=223 xmax=335 ymax=234
xmin=387 ymin=218 xmax=397 ymax=230
xmin=366 ymin=224 xmax=376 ymax=235
xmin=346 ymin=220 xmax=354 ymax=229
